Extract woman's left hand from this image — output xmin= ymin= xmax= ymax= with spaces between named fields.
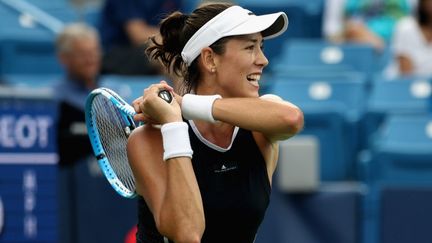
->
xmin=132 ymin=81 xmax=181 ymax=124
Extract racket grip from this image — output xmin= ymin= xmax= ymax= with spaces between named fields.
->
xmin=158 ymin=90 xmax=173 ymax=103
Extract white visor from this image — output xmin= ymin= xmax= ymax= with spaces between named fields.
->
xmin=181 ymin=5 xmax=289 ymax=66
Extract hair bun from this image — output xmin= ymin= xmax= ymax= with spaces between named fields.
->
xmin=159 ymin=12 xmax=188 ymax=53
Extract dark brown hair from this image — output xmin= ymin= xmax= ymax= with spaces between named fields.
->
xmin=417 ymin=0 xmax=432 ymax=26
xmin=146 ymin=2 xmax=234 ymax=94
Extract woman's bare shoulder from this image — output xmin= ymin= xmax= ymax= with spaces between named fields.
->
xmin=127 ymin=124 xmax=163 ymax=161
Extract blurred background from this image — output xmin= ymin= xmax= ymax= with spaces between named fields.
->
xmin=0 ymin=0 xmax=431 ymax=242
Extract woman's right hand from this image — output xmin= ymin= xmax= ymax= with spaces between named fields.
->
xmin=132 ymin=81 xmax=182 ymax=124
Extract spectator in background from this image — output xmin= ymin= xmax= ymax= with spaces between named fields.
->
xmin=99 ymin=0 xmax=182 ymax=75
xmin=54 ymin=22 xmax=102 ymax=243
xmin=55 ymin=23 xmax=101 ymax=166
xmin=388 ymin=0 xmax=432 ymax=77
xmin=324 ymin=0 xmax=411 ymax=51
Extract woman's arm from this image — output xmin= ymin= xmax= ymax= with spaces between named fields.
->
xmin=125 ymin=19 xmax=159 ymax=46
xmin=397 ymin=55 xmax=414 ymax=75
xmin=212 ymin=95 xmax=304 ymax=142
xmin=128 ymin=82 xmax=205 ymax=242
xmin=127 ymin=127 xmax=204 ymax=243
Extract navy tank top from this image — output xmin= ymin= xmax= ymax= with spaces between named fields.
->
xmin=137 ymin=121 xmax=271 ymax=243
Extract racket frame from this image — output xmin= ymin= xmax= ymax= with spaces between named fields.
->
xmin=85 ymin=87 xmax=138 ymax=199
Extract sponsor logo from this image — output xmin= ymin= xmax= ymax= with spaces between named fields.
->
xmin=214 ymin=163 xmax=237 ymax=173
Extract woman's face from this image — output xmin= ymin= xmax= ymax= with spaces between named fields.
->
xmin=213 ymin=33 xmax=268 ymax=98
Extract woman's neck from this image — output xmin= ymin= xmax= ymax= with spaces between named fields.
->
xmin=192 ymin=120 xmax=235 ymax=149
xmin=195 ymin=81 xmax=219 ymax=95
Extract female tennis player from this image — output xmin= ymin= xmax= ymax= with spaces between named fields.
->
xmin=127 ymin=2 xmax=304 ymax=243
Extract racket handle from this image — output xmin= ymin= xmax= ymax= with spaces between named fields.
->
xmin=158 ymin=90 xmax=173 ymax=103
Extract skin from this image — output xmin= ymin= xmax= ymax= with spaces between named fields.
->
xmin=125 ymin=19 xmax=159 ymax=46
xmin=127 ymin=33 xmax=304 ymax=243
xmin=345 ymin=20 xmax=385 ymax=51
xmin=398 ymin=0 xmax=432 ymax=75
xmin=57 ymin=36 xmax=101 ymax=90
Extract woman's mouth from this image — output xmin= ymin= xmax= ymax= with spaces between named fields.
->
xmin=247 ymin=74 xmax=261 ymax=87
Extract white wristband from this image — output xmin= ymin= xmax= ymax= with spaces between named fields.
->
xmin=181 ymin=94 xmax=221 ymax=123
xmin=161 ymin=122 xmax=193 ymax=161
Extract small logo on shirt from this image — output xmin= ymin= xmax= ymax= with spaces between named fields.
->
xmin=214 ymin=163 xmax=237 ymax=173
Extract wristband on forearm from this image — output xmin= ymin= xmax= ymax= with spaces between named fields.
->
xmin=161 ymin=122 xmax=193 ymax=161
xmin=181 ymin=94 xmax=221 ymax=123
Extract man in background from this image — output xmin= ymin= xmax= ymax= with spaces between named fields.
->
xmin=55 ymin=22 xmax=101 ymax=166
xmin=55 ymin=23 xmax=101 ymax=243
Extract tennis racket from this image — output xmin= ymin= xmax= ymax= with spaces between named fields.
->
xmin=85 ymin=87 xmax=172 ymax=199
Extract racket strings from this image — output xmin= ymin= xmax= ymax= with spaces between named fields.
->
xmin=93 ymin=95 xmax=136 ymax=193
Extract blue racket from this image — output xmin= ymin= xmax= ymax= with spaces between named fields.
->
xmin=85 ymin=87 xmax=172 ymax=199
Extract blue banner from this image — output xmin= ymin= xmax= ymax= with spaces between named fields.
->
xmin=0 ymin=94 xmax=57 ymax=243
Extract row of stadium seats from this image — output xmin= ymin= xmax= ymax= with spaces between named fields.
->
xmin=4 ymin=72 xmax=428 ymax=183
xmin=271 ymin=75 xmax=431 ymax=243
xmin=0 ymin=0 xmax=326 ymax=77
xmin=271 ymin=75 xmax=431 ymax=179
xmin=0 ymin=0 xmax=72 ymax=75
xmin=0 ymin=1 xmax=396 ymax=81
xmin=269 ymin=39 xmax=393 ymax=79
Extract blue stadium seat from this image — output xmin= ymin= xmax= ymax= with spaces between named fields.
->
xmin=380 ymin=187 xmax=432 ymax=243
xmin=367 ymin=114 xmax=432 ymax=175
xmin=368 ymin=76 xmax=431 ymax=114
xmin=364 ymin=76 xmax=431 ymax=147
xmin=2 ymin=73 xmax=62 ymax=87
xmin=272 ymin=39 xmax=380 ymax=76
xmin=359 ymin=113 xmax=432 ymax=243
xmin=256 ymin=182 xmax=363 ymax=243
xmin=272 ymin=70 xmax=366 ymax=84
xmin=0 ymin=0 xmax=79 ymax=75
xmin=4 ymin=0 xmax=78 ymax=23
xmin=0 ymin=38 xmax=62 ymax=74
xmin=270 ymin=78 xmax=368 ymax=180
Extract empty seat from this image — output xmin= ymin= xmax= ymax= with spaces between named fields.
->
xmin=272 ymin=39 xmax=380 ymax=76
xmin=380 ymin=187 xmax=432 ymax=243
xmin=359 ymin=113 xmax=432 ymax=243
xmin=364 ymin=76 xmax=431 ymax=147
xmin=2 ymin=73 xmax=62 ymax=87
xmin=0 ymin=38 xmax=62 ymax=74
xmin=270 ymin=78 xmax=368 ymax=180
xmin=0 ymin=0 xmax=81 ymax=75
xmin=256 ymin=182 xmax=363 ymax=243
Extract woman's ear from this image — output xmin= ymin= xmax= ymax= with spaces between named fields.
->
xmin=200 ymin=47 xmax=217 ymax=73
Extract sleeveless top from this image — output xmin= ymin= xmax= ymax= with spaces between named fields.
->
xmin=137 ymin=120 xmax=271 ymax=243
